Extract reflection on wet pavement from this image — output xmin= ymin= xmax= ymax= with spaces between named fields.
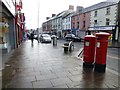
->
xmin=2 ymin=40 xmax=119 ymax=88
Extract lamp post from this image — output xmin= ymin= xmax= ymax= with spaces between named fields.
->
xmin=37 ymin=0 xmax=40 ymax=43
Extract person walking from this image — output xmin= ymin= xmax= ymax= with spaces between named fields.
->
xmin=30 ymin=31 xmax=34 ymax=45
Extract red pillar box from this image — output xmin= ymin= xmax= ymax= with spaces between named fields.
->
xmin=83 ymin=35 xmax=96 ymax=68
xmin=94 ymin=32 xmax=110 ymax=72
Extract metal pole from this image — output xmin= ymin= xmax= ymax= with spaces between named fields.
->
xmin=37 ymin=0 xmax=40 ymax=43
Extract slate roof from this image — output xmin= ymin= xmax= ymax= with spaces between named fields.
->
xmin=82 ymin=1 xmax=118 ymax=13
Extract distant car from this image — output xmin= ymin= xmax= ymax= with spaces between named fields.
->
xmin=40 ymin=34 xmax=51 ymax=43
xmin=65 ymin=34 xmax=81 ymax=42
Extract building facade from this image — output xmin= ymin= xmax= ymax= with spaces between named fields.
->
xmin=62 ymin=12 xmax=74 ymax=38
xmin=88 ymin=1 xmax=119 ymax=41
xmin=1 ymin=0 xmax=16 ymax=54
xmin=42 ymin=1 xmax=120 ymax=42
xmin=1 ymin=0 xmax=25 ymax=66
xmin=15 ymin=0 xmax=25 ymax=48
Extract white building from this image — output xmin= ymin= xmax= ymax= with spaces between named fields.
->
xmin=89 ymin=1 xmax=119 ymax=41
xmin=51 ymin=10 xmax=74 ymax=37
xmin=62 ymin=12 xmax=74 ymax=37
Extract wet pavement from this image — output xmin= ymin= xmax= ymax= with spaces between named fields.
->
xmin=2 ymin=40 xmax=120 ymax=89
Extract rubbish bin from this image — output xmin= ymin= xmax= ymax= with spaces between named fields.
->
xmin=64 ymin=43 xmax=69 ymax=53
xmin=53 ymin=35 xmax=57 ymax=46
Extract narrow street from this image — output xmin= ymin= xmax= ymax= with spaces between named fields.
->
xmin=2 ymin=39 xmax=119 ymax=88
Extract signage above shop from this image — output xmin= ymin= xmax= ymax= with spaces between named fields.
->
xmin=88 ymin=26 xmax=114 ymax=31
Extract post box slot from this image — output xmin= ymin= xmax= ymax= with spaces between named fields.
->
xmin=97 ymin=42 xmax=100 ymax=48
xmin=85 ymin=41 xmax=89 ymax=46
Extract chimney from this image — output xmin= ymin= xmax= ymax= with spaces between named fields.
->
xmin=52 ymin=14 xmax=56 ymax=17
xmin=46 ymin=17 xmax=50 ymax=20
xmin=69 ymin=5 xmax=74 ymax=11
xmin=76 ymin=6 xmax=84 ymax=13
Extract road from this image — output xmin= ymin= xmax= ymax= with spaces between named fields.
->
xmin=107 ymin=48 xmax=120 ymax=73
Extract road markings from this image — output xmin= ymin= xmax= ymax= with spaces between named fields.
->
xmin=107 ymin=55 xmax=120 ymax=60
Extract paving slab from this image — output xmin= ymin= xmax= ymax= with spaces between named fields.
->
xmin=2 ymin=40 xmax=120 ymax=89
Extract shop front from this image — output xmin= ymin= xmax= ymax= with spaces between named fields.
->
xmin=1 ymin=2 xmax=16 ymax=63
xmin=0 ymin=17 xmax=9 ymax=53
xmin=88 ymin=26 xmax=116 ymax=41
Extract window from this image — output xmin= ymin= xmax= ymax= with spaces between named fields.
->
xmin=68 ymin=24 xmax=70 ymax=29
xmin=94 ymin=10 xmax=97 ymax=17
xmin=69 ymin=17 xmax=70 ymax=21
xmin=106 ymin=18 xmax=110 ymax=25
xmin=94 ymin=20 xmax=97 ymax=26
xmin=77 ymin=16 xmax=79 ymax=20
xmin=83 ymin=13 xmax=85 ymax=17
xmin=106 ymin=7 xmax=110 ymax=15
xmin=73 ymin=23 xmax=75 ymax=28
xmin=83 ymin=21 xmax=85 ymax=28
xmin=72 ymin=17 xmax=75 ymax=20
xmin=77 ymin=22 xmax=79 ymax=28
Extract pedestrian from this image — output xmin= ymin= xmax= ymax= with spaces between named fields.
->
xmin=30 ymin=31 xmax=34 ymax=45
xmin=27 ymin=33 xmax=30 ymax=39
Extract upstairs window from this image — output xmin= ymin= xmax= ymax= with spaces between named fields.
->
xmin=83 ymin=13 xmax=85 ymax=17
xmin=72 ymin=23 xmax=75 ymax=28
xmin=106 ymin=7 xmax=110 ymax=15
xmin=106 ymin=18 xmax=110 ymax=25
xmin=77 ymin=22 xmax=79 ymax=28
xmin=94 ymin=10 xmax=97 ymax=17
xmin=83 ymin=21 xmax=85 ymax=28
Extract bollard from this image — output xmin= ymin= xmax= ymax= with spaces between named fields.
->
xmin=53 ymin=36 xmax=57 ymax=46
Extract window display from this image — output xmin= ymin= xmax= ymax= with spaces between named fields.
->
xmin=0 ymin=17 xmax=9 ymax=49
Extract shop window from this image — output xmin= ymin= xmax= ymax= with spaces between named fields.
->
xmin=0 ymin=17 xmax=9 ymax=49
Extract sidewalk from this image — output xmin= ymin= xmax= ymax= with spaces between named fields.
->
xmin=2 ymin=40 xmax=120 ymax=89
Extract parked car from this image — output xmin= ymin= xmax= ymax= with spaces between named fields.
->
xmin=65 ymin=34 xmax=81 ymax=42
xmin=40 ymin=34 xmax=51 ymax=43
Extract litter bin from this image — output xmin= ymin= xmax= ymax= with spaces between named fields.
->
xmin=53 ymin=35 xmax=57 ymax=46
xmin=64 ymin=43 xmax=69 ymax=53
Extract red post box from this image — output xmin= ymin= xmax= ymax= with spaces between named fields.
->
xmin=94 ymin=32 xmax=110 ymax=72
xmin=83 ymin=35 xmax=96 ymax=68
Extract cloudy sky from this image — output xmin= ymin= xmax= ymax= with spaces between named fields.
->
xmin=22 ymin=0 xmax=110 ymax=29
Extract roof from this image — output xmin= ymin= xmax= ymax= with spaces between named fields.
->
xmin=62 ymin=11 xmax=75 ymax=19
xmin=82 ymin=1 xmax=118 ymax=13
xmin=71 ymin=1 xmax=118 ymax=17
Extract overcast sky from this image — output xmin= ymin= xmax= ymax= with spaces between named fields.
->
xmin=22 ymin=0 xmax=109 ymax=29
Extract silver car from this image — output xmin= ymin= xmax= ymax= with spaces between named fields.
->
xmin=40 ymin=34 xmax=51 ymax=43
